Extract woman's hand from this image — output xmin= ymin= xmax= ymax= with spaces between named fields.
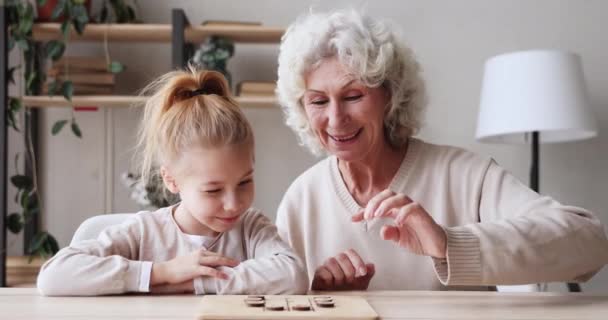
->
xmin=151 ymin=248 xmax=240 ymax=285
xmin=352 ymin=189 xmax=447 ymax=259
xmin=311 ymin=249 xmax=375 ymax=291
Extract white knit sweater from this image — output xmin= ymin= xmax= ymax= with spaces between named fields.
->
xmin=38 ymin=207 xmax=308 ymax=296
xmin=276 ymin=138 xmax=608 ymax=290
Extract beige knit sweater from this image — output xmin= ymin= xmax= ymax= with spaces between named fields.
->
xmin=37 ymin=207 xmax=308 ymax=296
xmin=276 ymin=138 xmax=608 ymax=290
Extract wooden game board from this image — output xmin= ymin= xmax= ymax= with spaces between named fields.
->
xmin=198 ymin=295 xmax=379 ymax=319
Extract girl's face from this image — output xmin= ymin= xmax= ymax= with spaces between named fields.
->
xmin=164 ymin=144 xmax=255 ymax=236
xmin=302 ymin=58 xmax=390 ymax=162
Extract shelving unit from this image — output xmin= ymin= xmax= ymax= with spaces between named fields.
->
xmin=20 ymin=95 xmax=277 ymax=109
xmin=1 ymin=8 xmax=284 ymax=287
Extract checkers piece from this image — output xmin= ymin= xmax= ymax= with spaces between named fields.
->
xmin=265 ymin=303 xmax=285 ymax=311
xmin=315 ymin=299 xmax=335 ymax=308
xmin=244 ymin=298 xmax=265 ymax=307
xmin=291 ymin=303 xmax=311 ymax=311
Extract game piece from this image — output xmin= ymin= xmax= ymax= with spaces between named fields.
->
xmin=199 ymin=295 xmax=378 ymax=319
xmin=265 ymin=303 xmax=285 ymax=311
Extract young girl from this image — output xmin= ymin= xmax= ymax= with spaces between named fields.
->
xmin=37 ymin=69 xmax=308 ymax=296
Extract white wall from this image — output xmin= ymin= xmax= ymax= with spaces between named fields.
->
xmin=7 ymin=0 xmax=607 ymax=292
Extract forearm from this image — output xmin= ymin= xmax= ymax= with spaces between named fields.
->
xmin=199 ymin=254 xmax=308 ymax=295
xmin=37 ymin=247 xmax=151 ymax=296
xmin=434 ymin=204 xmax=608 ymax=286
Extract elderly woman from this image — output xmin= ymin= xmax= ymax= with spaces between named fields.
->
xmin=275 ymin=9 xmax=608 ymax=291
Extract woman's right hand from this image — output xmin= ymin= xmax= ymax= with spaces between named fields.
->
xmin=151 ymin=248 xmax=240 ymax=285
xmin=311 ymin=249 xmax=375 ymax=291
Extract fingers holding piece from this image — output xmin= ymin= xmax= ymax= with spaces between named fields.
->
xmin=336 ymin=252 xmax=356 ymax=283
xmin=325 ymin=257 xmax=345 ymax=287
xmin=364 ymin=189 xmax=395 ymax=220
xmin=344 ymin=249 xmax=367 ymax=277
xmin=374 ymin=194 xmax=413 ymax=219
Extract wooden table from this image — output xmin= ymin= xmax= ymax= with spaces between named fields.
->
xmin=1 ymin=288 xmax=606 ymax=319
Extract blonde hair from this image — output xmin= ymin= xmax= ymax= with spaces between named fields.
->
xmin=135 ymin=67 xmax=254 ymax=185
xmin=277 ymin=9 xmax=427 ymax=155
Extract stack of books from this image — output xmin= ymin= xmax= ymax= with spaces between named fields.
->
xmin=236 ymin=81 xmax=276 ymax=97
xmin=46 ymin=56 xmax=115 ymax=95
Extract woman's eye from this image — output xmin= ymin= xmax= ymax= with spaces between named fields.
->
xmin=345 ymin=94 xmax=363 ymax=101
xmin=310 ymin=99 xmax=328 ymax=106
xmin=205 ymin=189 xmax=222 ymax=194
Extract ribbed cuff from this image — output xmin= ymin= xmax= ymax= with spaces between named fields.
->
xmin=194 ymin=277 xmax=205 ymax=295
xmin=433 ymin=226 xmax=481 ymax=286
xmin=139 ymin=261 xmax=153 ymax=292
xmin=124 ymin=261 xmax=144 ymax=292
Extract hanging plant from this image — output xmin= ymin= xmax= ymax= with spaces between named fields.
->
xmin=4 ymin=0 xmax=137 ymax=258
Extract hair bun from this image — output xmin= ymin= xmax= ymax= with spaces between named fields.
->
xmin=196 ymin=70 xmax=230 ymax=97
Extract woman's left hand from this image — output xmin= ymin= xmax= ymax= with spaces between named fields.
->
xmin=352 ymin=189 xmax=448 ymax=259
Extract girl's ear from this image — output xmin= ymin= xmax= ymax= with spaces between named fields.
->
xmin=160 ymin=166 xmax=180 ymax=194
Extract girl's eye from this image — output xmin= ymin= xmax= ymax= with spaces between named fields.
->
xmin=204 ymin=189 xmax=222 ymax=194
xmin=238 ymin=179 xmax=253 ymax=187
xmin=344 ymin=94 xmax=363 ymax=101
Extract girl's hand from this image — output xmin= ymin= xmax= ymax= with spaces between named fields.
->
xmin=151 ymin=248 xmax=240 ymax=285
xmin=150 ymin=280 xmax=194 ymax=294
xmin=311 ymin=249 xmax=375 ymax=291
xmin=352 ymin=189 xmax=448 ymax=259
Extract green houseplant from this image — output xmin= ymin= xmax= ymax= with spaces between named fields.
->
xmin=5 ymin=0 xmax=137 ymax=258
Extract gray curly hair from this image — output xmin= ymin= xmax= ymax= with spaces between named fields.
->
xmin=276 ymin=9 xmax=427 ymax=155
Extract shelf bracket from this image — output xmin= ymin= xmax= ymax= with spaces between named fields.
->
xmin=172 ymin=9 xmax=194 ymax=69
xmin=1 ymin=3 xmax=9 ymax=287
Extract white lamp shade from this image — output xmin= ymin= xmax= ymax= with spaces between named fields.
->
xmin=476 ymin=50 xmax=598 ymax=144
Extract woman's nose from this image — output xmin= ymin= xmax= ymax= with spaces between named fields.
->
xmin=328 ymin=100 xmax=347 ymax=127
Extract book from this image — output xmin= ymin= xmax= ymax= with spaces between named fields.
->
xmin=48 ymin=70 xmax=115 ymax=86
xmin=236 ymin=81 xmax=276 ymax=96
xmin=53 ymin=56 xmax=108 ymax=72
xmin=43 ymin=83 xmax=114 ymax=95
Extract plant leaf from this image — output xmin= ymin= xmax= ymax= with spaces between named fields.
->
xmin=71 ymin=119 xmax=82 ymax=138
xmin=16 ymin=39 xmax=29 ymax=51
xmin=48 ymin=80 xmax=59 ymax=96
xmin=43 ymin=234 xmax=60 ymax=255
xmin=45 ymin=40 xmax=66 ymax=61
xmin=8 ymin=37 xmax=15 ymax=51
xmin=7 ymin=66 xmax=19 ymax=84
xmin=127 ymin=6 xmax=136 ymax=22
xmin=52 ymin=119 xmax=68 ymax=135
xmin=28 ymin=232 xmax=48 ymax=255
xmin=61 ymin=80 xmax=73 ymax=101
xmin=108 ymin=61 xmax=124 ymax=73
xmin=10 ymin=174 xmax=33 ymax=189
xmin=51 ymin=0 xmax=67 ymax=21
xmin=9 ymin=97 xmax=22 ymax=112
xmin=99 ymin=5 xmax=108 ymax=23
xmin=60 ymin=21 xmax=70 ymax=38
xmin=6 ymin=213 xmax=23 ymax=234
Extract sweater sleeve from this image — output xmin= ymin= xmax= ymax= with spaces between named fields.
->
xmin=435 ymin=159 xmax=608 ymax=286
xmin=37 ymin=215 xmax=150 ymax=296
xmin=201 ymin=211 xmax=308 ymax=295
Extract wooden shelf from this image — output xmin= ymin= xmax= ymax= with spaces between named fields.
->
xmin=32 ymin=23 xmax=284 ymax=43
xmin=20 ymin=95 xmax=277 ymax=109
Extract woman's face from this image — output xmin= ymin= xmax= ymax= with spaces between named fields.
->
xmin=302 ymin=58 xmax=390 ymax=162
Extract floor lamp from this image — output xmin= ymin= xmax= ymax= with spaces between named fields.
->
xmin=476 ymin=50 xmax=598 ymax=292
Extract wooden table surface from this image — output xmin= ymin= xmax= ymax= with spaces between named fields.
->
xmin=1 ymin=288 xmax=607 ymax=319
